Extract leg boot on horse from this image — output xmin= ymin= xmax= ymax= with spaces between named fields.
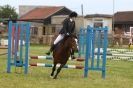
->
xmin=53 ymin=64 xmax=65 ymax=79
xmin=50 ymin=63 xmax=57 ymax=77
xmin=70 ymin=49 xmax=76 ymax=59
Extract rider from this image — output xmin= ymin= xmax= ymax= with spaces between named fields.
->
xmin=46 ymin=11 xmax=78 ymax=59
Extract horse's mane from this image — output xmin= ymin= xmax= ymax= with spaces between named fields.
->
xmin=54 ymin=34 xmax=77 ymax=51
xmin=63 ymin=34 xmax=77 ymax=42
xmin=62 ymin=35 xmax=75 ymax=44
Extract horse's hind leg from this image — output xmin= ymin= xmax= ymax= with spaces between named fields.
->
xmin=53 ymin=64 xmax=64 ymax=79
xmin=51 ymin=64 xmax=57 ymax=77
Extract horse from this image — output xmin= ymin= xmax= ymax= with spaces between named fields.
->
xmin=50 ymin=34 xmax=79 ymax=79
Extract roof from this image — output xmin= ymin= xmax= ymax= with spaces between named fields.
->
xmin=85 ymin=14 xmax=112 ymax=18
xmin=20 ymin=6 xmax=65 ymax=20
xmin=114 ymin=11 xmax=133 ymax=23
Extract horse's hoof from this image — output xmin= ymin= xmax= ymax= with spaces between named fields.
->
xmin=50 ymin=76 xmax=53 ymax=78
xmin=53 ymin=77 xmax=57 ymax=79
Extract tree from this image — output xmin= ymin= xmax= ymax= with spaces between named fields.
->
xmin=0 ymin=5 xmax=18 ymax=19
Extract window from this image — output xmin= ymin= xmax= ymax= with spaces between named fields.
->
xmin=43 ymin=26 xmax=45 ymax=35
xmin=52 ymin=27 xmax=55 ymax=34
xmin=31 ymin=27 xmax=38 ymax=35
xmin=94 ymin=23 xmax=103 ymax=28
xmin=93 ymin=18 xmax=103 ymax=28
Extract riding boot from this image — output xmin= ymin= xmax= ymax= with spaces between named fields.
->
xmin=46 ymin=44 xmax=56 ymax=55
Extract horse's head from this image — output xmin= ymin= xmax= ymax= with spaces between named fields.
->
xmin=64 ymin=34 xmax=79 ymax=52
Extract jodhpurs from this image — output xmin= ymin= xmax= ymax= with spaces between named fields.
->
xmin=54 ymin=34 xmax=65 ymax=45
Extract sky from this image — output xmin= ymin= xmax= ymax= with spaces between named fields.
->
xmin=0 ymin=0 xmax=133 ymax=15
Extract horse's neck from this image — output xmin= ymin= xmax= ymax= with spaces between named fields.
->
xmin=62 ymin=39 xmax=71 ymax=51
xmin=54 ymin=38 xmax=71 ymax=58
xmin=56 ymin=36 xmax=72 ymax=53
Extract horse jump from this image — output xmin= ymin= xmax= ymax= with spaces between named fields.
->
xmin=7 ymin=21 xmax=30 ymax=74
xmin=79 ymin=26 xmax=108 ymax=78
xmin=29 ymin=63 xmax=84 ymax=69
xmin=7 ymin=21 xmax=108 ymax=79
xmin=30 ymin=55 xmax=84 ymax=62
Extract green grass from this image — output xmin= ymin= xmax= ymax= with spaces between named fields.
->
xmin=0 ymin=45 xmax=133 ymax=88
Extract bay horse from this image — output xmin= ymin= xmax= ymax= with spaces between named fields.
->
xmin=50 ymin=34 xmax=79 ymax=79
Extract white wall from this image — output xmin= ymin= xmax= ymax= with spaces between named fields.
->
xmin=84 ymin=17 xmax=112 ymax=34
xmin=0 ymin=39 xmax=25 ymax=46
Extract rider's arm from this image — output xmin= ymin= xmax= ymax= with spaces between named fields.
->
xmin=61 ymin=18 xmax=69 ymax=35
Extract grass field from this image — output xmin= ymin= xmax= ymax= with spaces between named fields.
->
xmin=0 ymin=45 xmax=133 ymax=88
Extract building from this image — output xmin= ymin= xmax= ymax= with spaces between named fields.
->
xmin=114 ymin=11 xmax=133 ymax=45
xmin=0 ymin=24 xmax=7 ymax=46
xmin=84 ymin=14 xmax=112 ymax=34
xmin=114 ymin=11 xmax=133 ymax=32
xmin=51 ymin=15 xmax=84 ymax=34
xmin=19 ymin=6 xmax=113 ymax=45
xmin=19 ymin=5 xmax=72 ymax=45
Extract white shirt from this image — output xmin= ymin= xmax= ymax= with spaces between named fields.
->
xmin=70 ymin=18 xmax=73 ymax=22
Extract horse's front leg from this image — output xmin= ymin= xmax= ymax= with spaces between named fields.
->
xmin=53 ymin=64 xmax=64 ymax=79
xmin=50 ymin=63 xmax=57 ymax=77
